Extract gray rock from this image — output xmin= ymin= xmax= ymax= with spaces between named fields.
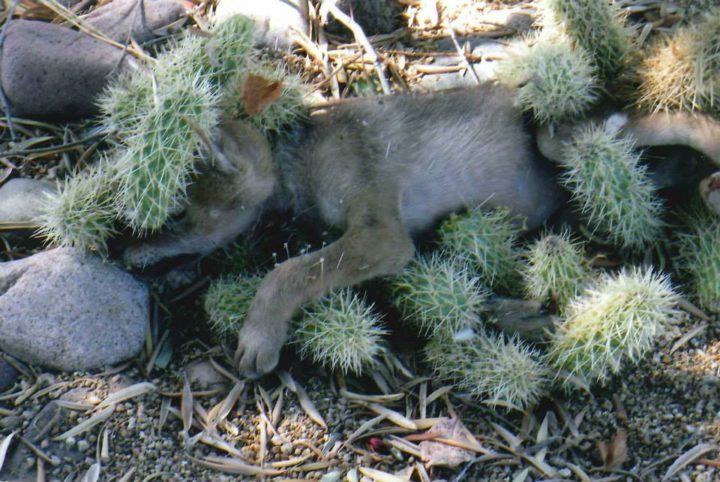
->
xmin=0 ymin=178 xmax=56 ymax=224
xmin=0 ymin=248 xmax=148 ymax=371
xmin=0 ymin=357 xmax=18 ymax=392
xmin=0 ymin=0 xmax=186 ymax=120
xmin=86 ymin=0 xmax=186 ymax=43
xmin=215 ymin=0 xmax=307 ymax=49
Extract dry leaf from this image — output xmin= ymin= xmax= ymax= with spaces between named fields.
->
xmin=418 ymin=417 xmax=477 ymax=468
xmin=597 ymin=430 xmax=628 ymax=470
xmin=241 ymin=74 xmax=283 ymax=115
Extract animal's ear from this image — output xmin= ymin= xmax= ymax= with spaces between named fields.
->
xmin=217 ymin=121 xmax=273 ymax=176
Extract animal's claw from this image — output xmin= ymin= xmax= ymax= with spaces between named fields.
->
xmin=234 ymin=323 xmax=283 ymax=379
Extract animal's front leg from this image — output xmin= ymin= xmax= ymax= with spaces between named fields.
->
xmin=234 ymin=217 xmax=414 ymax=378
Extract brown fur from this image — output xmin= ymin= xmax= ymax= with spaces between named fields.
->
xmin=123 ymin=83 xmax=720 ymax=378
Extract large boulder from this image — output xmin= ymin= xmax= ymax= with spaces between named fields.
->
xmin=0 ymin=248 xmax=148 ymax=371
xmin=0 ymin=0 xmax=186 ymax=120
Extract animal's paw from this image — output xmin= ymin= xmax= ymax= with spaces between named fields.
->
xmin=234 ymin=322 xmax=285 ymax=379
xmin=123 ymin=243 xmax=163 ymax=268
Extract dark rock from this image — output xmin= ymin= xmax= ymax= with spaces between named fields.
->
xmin=0 ymin=0 xmax=186 ymax=120
xmin=0 ymin=357 xmax=18 ymax=392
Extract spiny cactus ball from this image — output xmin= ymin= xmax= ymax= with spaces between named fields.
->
xmin=674 ymin=209 xmax=720 ymax=313
xmin=293 ymin=289 xmax=387 ymax=375
xmin=498 ymin=35 xmax=598 ymax=125
xmin=522 ymin=230 xmax=590 ymax=313
xmin=425 ymin=329 xmax=550 ymax=409
xmin=547 ymin=267 xmax=679 ymax=388
xmin=35 ymin=158 xmax=117 ymax=255
xmin=542 ymin=0 xmax=628 ymax=78
xmin=438 ymin=207 xmax=523 ymax=293
xmin=390 ymin=254 xmax=489 ymax=338
xmin=561 ymin=124 xmax=664 ymax=251
xmin=204 ymin=274 xmax=263 ymax=341
xmin=636 ymin=12 xmax=720 ymax=113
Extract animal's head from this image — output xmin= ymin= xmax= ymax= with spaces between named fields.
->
xmin=123 ymin=121 xmax=277 ymax=268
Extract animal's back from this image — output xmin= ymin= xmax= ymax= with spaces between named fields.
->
xmin=293 ymin=84 xmax=562 ymax=231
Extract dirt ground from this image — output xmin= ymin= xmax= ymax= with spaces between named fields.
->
xmin=0 ymin=0 xmax=719 ymax=481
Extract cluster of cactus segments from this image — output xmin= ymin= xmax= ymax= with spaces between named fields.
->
xmin=636 ymin=12 xmax=720 ymax=113
xmin=425 ymin=328 xmax=550 ymax=409
xmin=522 ymin=230 xmax=590 ymax=313
xmin=35 ymin=157 xmax=118 ymax=255
xmin=293 ymin=289 xmax=388 ymax=375
xmin=547 ymin=267 xmax=679 ymax=388
xmin=673 ymin=208 xmax=720 ymax=313
xmin=542 ymin=0 xmax=628 ymax=78
xmin=498 ymin=34 xmax=599 ymax=125
xmin=560 ymin=123 xmax=664 ymax=251
xmin=438 ymin=207 xmax=523 ymax=293
xmin=39 ymin=15 xmax=305 ymax=252
xmin=390 ymin=254 xmax=488 ymax=338
xmin=204 ymin=273 xmax=263 ymax=341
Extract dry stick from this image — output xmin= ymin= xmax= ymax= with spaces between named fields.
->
xmin=320 ymin=0 xmax=391 ymax=95
xmin=447 ymin=25 xmax=481 ymax=85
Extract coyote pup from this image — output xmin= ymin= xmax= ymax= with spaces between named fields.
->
xmin=124 ymin=83 xmax=720 ymax=378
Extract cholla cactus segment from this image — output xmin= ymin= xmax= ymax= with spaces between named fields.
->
xmin=674 ymin=209 xmax=720 ymax=313
xmin=560 ymin=124 xmax=664 ymax=251
xmin=542 ymin=0 xmax=628 ymax=78
xmin=154 ymin=14 xmax=255 ymax=86
xmin=498 ymin=35 xmax=598 ymax=125
xmin=636 ymin=12 xmax=720 ymax=113
xmin=223 ymin=59 xmax=306 ymax=135
xmin=115 ymin=74 xmax=220 ymax=232
xmin=293 ymin=289 xmax=388 ymax=375
xmin=96 ymin=65 xmax=153 ymax=137
xmin=35 ymin=158 xmax=118 ymax=256
xmin=204 ymin=273 xmax=263 ymax=341
xmin=425 ymin=329 xmax=550 ymax=409
xmin=547 ymin=267 xmax=679 ymax=388
xmin=390 ymin=254 xmax=488 ymax=338
xmin=522 ymin=230 xmax=590 ymax=312
xmin=438 ymin=207 xmax=523 ymax=293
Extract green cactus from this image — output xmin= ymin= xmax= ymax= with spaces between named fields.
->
xmin=35 ymin=157 xmax=118 ymax=255
xmin=547 ymin=267 xmax=679 ymax=388
xmin=636 ymin=12 xmax=720 ymax=112
xmin=560 ymin=123 xmax=664 ymax=251
xmin=114 ymin=74 xmax=220 ymax=232
xmin=498 ymin=34 xmax=599 ymax=125
xmin=438 ymin=207 xmax=523 ymax=293
xmin=222 ymin=59 xmax=307 ymax=135
xmin=204 ymin=273 xmax=263 ymax=341
xmin=542 ymin=0 xmax=628 ymax=78
xmin=674 ymin=208 xmax=720 ymax=313
xmin=522 ymin=230 xmax=591 ymax=313
xmin=390 ymin=254 xmax=489 ymax=338
xmin=293 ymin=289 xmax=388 ymax=375
xmin=425 ymin=329 xmax=550 ymax=409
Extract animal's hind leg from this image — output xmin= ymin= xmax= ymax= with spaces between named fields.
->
xmin=234 ymin=199 xmax=414 ymax=378
xmin=537 ymin=111 xmax=720 ymax=166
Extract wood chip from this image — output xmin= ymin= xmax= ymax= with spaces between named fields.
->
xmin=181 ymin=374 xmax=193 ymax=434
xmin=278 ymin=371 xmax=326 ymax=428
xmin=364 ymin=403 xmax=417 ymax=431
xmin=189 ymin=456 xmax=283 ymax=476
xmin=96 ymin=382 xmax=156 ymax=409
xmin=53 ymin=405 xmax=115 ymax=441
xmin=0 ymin=431 xmax=16 ymax=472
xmin=662 ymin=444 xmax=718 ymax=481
xmin=78 ymin=462 xmax=101 ymax=482
xmin=358 ymin=466 xmax=407 ymax=482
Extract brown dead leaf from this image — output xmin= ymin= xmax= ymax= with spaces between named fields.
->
xmin=597 ymin=430 xmax=628 ymax=470
xmin=241 ymin=74 xmax=283 ymax=115
xmin=418 ymin=417 xmax=478 ymax=468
